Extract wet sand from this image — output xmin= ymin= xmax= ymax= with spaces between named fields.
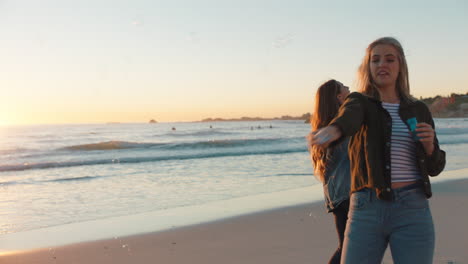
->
xmin=2 ymin=179 xmax=468 ymax=264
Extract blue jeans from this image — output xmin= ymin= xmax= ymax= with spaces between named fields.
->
xmin=341 ymin=183 xmax=435 ymax=264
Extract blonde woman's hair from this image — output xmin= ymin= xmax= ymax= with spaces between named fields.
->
xmin=357 ymin=37 xmax=414 ymax=102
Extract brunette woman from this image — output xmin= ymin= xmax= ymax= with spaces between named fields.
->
xmin=310 ymin=79 xmax=350 ymax=264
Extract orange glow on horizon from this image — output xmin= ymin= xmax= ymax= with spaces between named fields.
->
xmin=1 ymin=105 xmax=312 ymax=126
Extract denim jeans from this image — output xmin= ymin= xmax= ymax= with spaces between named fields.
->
xmin=341 ymin=183 xmax=435 ymax=264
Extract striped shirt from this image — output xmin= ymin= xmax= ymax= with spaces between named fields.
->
xmin=381 ymin=102 xmax=422 ymax=182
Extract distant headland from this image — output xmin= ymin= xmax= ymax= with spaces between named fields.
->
xmin=420 ymin=93 xmax=468 ymax=118
xmin=199 ymin=113 xmax=311 ymax=123
xmin=198 ymin=93 xmax=468 ymax=123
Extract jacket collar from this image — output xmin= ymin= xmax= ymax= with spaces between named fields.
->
xmin=365 ymin=94 xmax=416 ymax=109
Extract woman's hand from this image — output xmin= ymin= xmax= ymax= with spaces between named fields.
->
xmin=415 ymin=122 xmax=435 ymax=156
xmin=307 ymin=125 xmax=342 ymax=149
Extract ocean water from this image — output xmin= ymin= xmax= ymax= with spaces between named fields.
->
xmin=0 ymin=119 xmax=467 ymax=237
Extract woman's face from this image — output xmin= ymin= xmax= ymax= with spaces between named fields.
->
xmin=369 ymin=44 xmax=400 ymax=89
xmin=336 ymin=82 xmax=350 ymax=105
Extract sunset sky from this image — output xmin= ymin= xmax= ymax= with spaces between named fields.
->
xmin=1 ymin=0 xmax=467 ymax=125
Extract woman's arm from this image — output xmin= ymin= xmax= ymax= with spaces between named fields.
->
xmin=417 ymin=102 xmax=446 ymax=176
xmin=309 ymin=92 xmax=365 ymax=148
xmin=330 ymin=92 xmax=366 ymax=137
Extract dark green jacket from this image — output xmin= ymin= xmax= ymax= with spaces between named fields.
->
xmin=330 ymin=92 xmax=446 ymax=200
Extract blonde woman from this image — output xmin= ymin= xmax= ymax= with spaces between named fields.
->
xmin=309 ymin=37 xmax=445 ymax=263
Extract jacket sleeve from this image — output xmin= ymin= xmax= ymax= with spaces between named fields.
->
xmin=329 ymin=92 xmax=365 ymax=137
xmin=420 ymin=102 xmax=446 ymax=176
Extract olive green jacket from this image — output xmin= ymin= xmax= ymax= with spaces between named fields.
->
xmin=330 ymin=92 xmax=446 ymax=200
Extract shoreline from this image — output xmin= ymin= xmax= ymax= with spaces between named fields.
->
xmin=2 ymin=175 xmax=468 ymax=263
xmin=0 ymin=183 xmax=324 ymax=253
xmin=2 ymin=169 xmax=468 ymax=263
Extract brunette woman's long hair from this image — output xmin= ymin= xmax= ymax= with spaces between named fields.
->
xmin=310 ymin=79 xmax=342 ymax=182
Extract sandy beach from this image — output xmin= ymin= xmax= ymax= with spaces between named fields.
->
xmin=2 ymin=178 xmax=468 ymax=264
